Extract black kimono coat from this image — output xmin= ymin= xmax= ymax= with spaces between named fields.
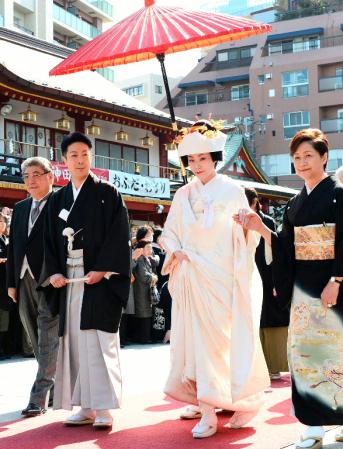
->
xmin=40 ymin=173 xmax=131 ymax=336
xmin=0 ymin=236 xmax=12 ymax=311
xmin=256 ymin=212 xmax=290 ymax=328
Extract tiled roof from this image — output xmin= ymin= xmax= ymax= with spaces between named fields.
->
xmin=0 ymin=36 xmax=191 ymax=125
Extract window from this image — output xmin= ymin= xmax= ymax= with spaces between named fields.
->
xmin=94 ymin=141 xmax=122 ymax=170
xmin=136 ymin=148 xmax=149 ymax=176
xmin=293 ymin=36 xmax=320 ymax=52
xmin=123 ymin=84 xmax=144 ymax=96
xmin=155 ymin=85 xmax=163 ymax=94
xmin=258 ymin=75 xmax=265 ymax=85
xmin=268 ymin=89 xmax=275 ymax=97
xmin=94 ymin=140 xmax=149 ymax=175
xmin=122 ymin=146 xmax=135 ymax=173
xmin=231 ymin=84 xmax=250 ymax=101
xmin=227 ymin=50 xmax=238 ymax=61
xmin=185 ymin=91 xmax=208 ymax=106
xmin=335 ymin=67 xmax=343 ymax=89
xmin=327 ymin=149 xmax=343 ymax=171
xmin=337 ymin=109 xmax=343 ymax=133
xmin=216 ymin=46 xmax=255 ymax=63
xmin=217 ymin=51 xmax=228 ymax=62
xmin=283 ymin=111 xmax=310 ymax=139
xmin=268 ymin=42 xmax=282 ymax=55
xmin=282 ymin=70 xmax=309 ymax=98
xmin=4 ymin=120 xmax=67 ymax=160
xmin=268 ymin=35 xmax=320 ymax=56
xmin=98 ymin=68 xmax=115 ymax=83
xmin=241 ymin=47 xmax=254 ymax=58
xmin=261 ymin=154 xmax=292 ymax=176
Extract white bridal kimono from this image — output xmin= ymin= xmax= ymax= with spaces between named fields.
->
xmin=162 ymin=174 xmax=269 ymax=411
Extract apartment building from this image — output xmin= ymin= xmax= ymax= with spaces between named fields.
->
xmin=115 ymin=74 xmax=181 ymax=108
xmin=0 ymin=0 xmax=115 ymax=80
xmin=200 ymin=0 xmax=276 ymax=21
xmin=159 ymin=10 xmax=343 ymax=188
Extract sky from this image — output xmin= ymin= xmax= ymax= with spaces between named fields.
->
xmin=112 ymin=0 xmax=206 ymax=81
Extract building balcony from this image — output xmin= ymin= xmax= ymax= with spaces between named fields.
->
xmin=262 ymin=33 xmax=343 ymax=58
xmin=201 ymin=57 xmax=253 ymax=73
xmin=0 ymin=139 xmax=182 ymax=184
xmin=86 ymin=0 xmax=113 ymax=18
xmin=13 ymin=22 xmax=34 ymax=35
xmin=71 ymin=0 xmax=114 ymax=21
xmin=319 ymin=75 xmax=343 ymax=92
xmin=320 ymin=118 xmax=343 ymax=134
xmin=172 ymin=91 xmax=250 ymax=108
xmin=14 ymin=0 xmax=35 ymax=13
xmin=53 ymin=4 xmax=101 ymax=40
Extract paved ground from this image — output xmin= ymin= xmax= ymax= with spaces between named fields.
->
xmin=0 ymin=343 xmax=170 ymax=423
xmin=0 ymin=344 xmax=342 ymax=448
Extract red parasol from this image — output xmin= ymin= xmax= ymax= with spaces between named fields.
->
xmin=50 ymin=0 xmax=271 ymax=131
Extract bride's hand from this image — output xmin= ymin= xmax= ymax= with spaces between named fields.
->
xmin=174 ymin=250 xmax=190 ymax=264
xmin=233 ymin=208 xmax=263 ymax=232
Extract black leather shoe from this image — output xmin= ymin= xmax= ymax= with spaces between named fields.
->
xmin=21 ymin=403 xmax=47 ymax=417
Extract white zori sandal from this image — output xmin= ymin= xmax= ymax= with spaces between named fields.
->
xmin=295 ymin=437 xmax=322 ymax=449
xmin=191 ymin=403 xmax=217 ymax=439
xmin=335 ymin=427 xmax=343 ymax=442
xmin=179 ymin=405 xmax=202 ymax=420
xmin=295 ymin=427 xmax=324 ymax=449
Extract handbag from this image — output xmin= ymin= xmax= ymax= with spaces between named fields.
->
xmin=150 ymin=285 xmax=160 ymax=306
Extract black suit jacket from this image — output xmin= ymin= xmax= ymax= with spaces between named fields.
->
xmin=6 ymin=194 xmax=51 ymax=291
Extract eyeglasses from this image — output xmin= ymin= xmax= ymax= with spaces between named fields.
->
xmin=22 ymin=171 xmax=50 ymax=182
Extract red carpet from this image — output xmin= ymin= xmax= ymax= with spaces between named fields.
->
xmin=0 ymin=374 xmax=304 ymax=449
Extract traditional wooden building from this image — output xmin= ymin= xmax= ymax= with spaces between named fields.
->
xmin=218 ymin=132 xmax=298 ymax=207
xmin=0 ymin=28 xmax=190 ymax=225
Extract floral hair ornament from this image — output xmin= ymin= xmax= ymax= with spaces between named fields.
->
xmin=175 ymin=120 xmax=227 ymax=158
xmin=62 ymin=227 xmax=83 ymax=252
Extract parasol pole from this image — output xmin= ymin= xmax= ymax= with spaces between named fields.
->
xmin=156 ymin=53 xmax=187 ymax=184
xmin=156 ymin=53 xmax=177 ymax=132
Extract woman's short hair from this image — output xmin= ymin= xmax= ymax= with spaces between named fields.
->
xmin=244 ymin=187 xmax=261 ymax=213
xmin=153 ymin=227 xmax=163 ymax=243
xmin=136 ymin=225 xmax=153 ymax=242
xmin=290 ymin=128 xmax=329 ymax=164
xmin=21 ymin=157 xmax=52 ymax=175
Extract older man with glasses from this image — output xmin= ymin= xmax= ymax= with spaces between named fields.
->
xmin=6 ymin=157 xmax=59 ymax=417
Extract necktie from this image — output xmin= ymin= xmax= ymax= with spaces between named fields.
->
xmin=30 ymin=200 xmax=41 ymax=224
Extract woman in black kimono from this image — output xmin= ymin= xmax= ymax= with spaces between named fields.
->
xmin=235 ymin=129 xmax=343 ymax=449
xmin=0 ymin=213 xmax=12 ymax=360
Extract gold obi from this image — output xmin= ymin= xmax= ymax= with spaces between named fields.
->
xmin=294 ymin=224 xmax=335 ymax=261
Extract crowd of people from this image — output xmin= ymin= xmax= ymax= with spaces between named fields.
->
xmin=120 ymin=224 xmax=171 ymax=346
xmin=0 ymin=124 xmax=342 ymax=449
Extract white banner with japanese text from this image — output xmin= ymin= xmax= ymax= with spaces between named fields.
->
xmin=108 ymin=170 xmax=170 ymax=199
